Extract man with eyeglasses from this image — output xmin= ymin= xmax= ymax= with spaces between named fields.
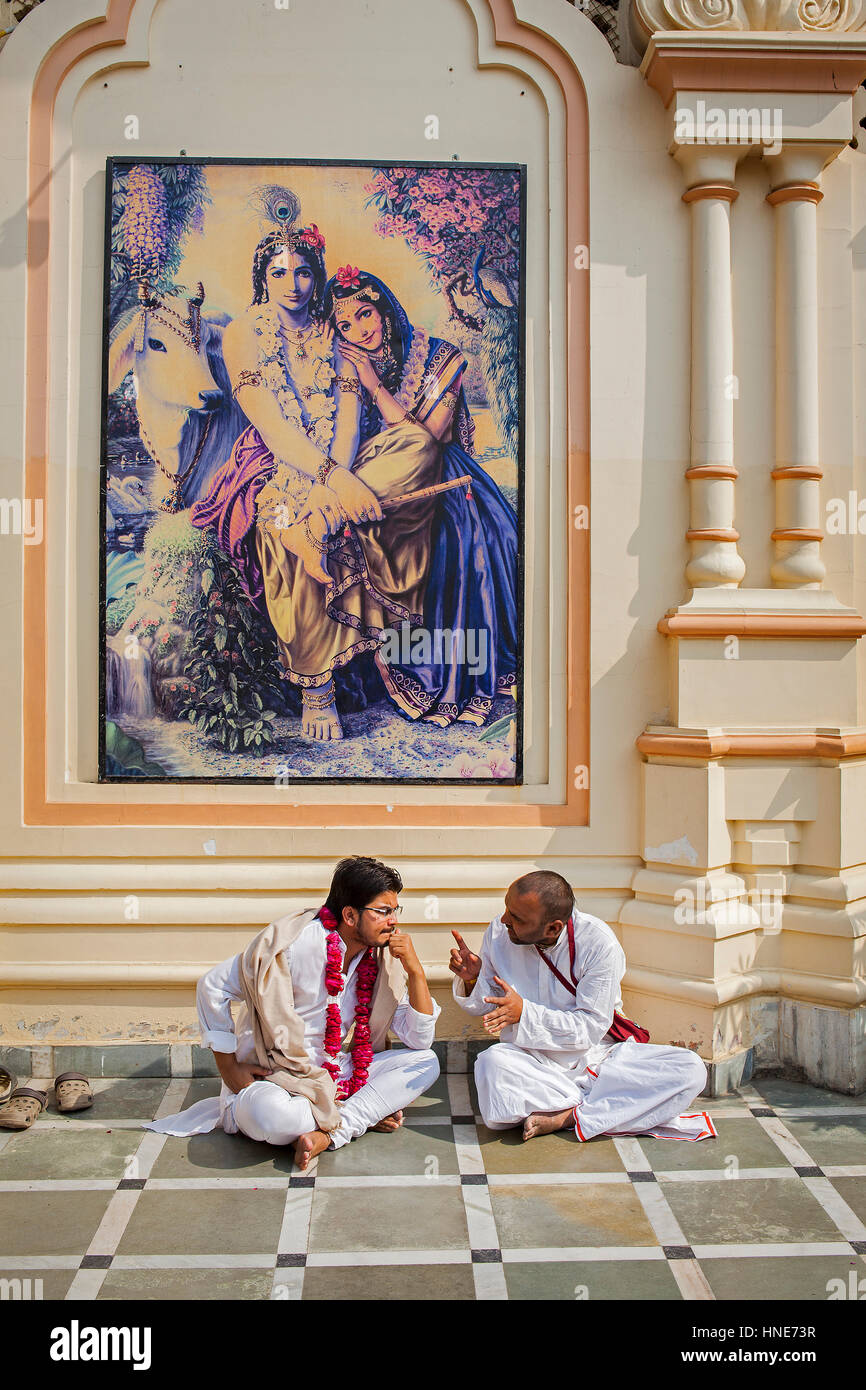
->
xmin=147 ymin=856 xmax=439 ymax=1170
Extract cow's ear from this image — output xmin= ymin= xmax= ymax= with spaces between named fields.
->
xmin=108 ymin=321 xmax=137 ymax=393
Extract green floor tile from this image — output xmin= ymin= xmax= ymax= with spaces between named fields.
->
xmin=0 ymin=1191 xmax=114 ymax=1255
xmin=489 ymin=1181 xmax=657 ymax=1250
xmin=40 ymin=1079 xmax=170 ymax=1123
xmin=827 ymin=1177 xmax=866 ymax=1224
xmin=780 ymin=1117 xmax=866 ymax=1167
xmin=662 ymin=1177 xmax=843 ymax=1245
xmin=504 ymin=1257 xmax=681 ymax=1300
xmin=178 ymin=1079 xmax=221 ymax=1106
xmin=405 ymin=1074 xmax=451 ymax=1116
xmin=702 ymin=1254 xmax=864 ymax=1300
xmin=98 ymin=1268 xmax=275 ymax=1300
xmin=302 ymin=1263 xmax=475 ymax=1299
xmin=642 ymin=1119 xmax=783 ymax=1173
xmin=0 ymin=1129 xmax=144 ymax=1181
xmin=116 ymin=1189 xmax=286 ymax=1255
xmin=150 ymin=1129 xmax=293 ymax=1179
xmin=308 ymin=1184 xmax=469 ymax=1253
xmin=751 ymin=1078 xmax=866 ymax=1111
xmin=477 ymin=1124 xmax=625 ymax=1175
xmin=316 ymin=1123 xmax=459 ymax=1178
xmin=0 ymin=1268 xmax=78 ymax=1300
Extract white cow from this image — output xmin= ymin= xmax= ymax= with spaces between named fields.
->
xmin=108 ymin=283 xmax=239 ymax=508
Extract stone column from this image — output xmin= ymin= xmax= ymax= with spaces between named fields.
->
xmin=677 ymin=150 xmax=746 ymax=590
xmin=765 ymin=151 xmax=829 ymax=588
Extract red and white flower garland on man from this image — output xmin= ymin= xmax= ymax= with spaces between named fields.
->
xmin=318 ymin=905 xmax=378 ymax=1099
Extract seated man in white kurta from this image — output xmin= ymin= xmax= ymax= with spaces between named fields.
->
xmin=451 ymin=871 xmax=715 ymax=1143
xmin=148 ymin=856 xmax=440 ymax=1170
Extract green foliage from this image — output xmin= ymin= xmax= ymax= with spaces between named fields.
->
xmin=105 ymin=593 xmax=136 ymax=636
xmin=178 ymin=540 xmax=288 ymax=754
xmin=104 ymin=721 xmax=166 ymax=778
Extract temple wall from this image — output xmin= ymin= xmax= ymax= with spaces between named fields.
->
xmin=0 ymin=0 xmax=864 ymax=1091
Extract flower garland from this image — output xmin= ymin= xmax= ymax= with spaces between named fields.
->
xmin=318 ymin=905 xmax=379 ymax=1100
xmin=394 ymin=326 xmax=429 ymax=414
xmin=252 ymin=306 xmax=337 ymax=531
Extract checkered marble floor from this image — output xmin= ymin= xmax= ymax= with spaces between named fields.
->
xmin=1 ymin=1072 xmax=864 ymax=1300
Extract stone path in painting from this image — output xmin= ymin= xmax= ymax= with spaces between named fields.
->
xmin=120 ymin=695 xmax=517 ymax=781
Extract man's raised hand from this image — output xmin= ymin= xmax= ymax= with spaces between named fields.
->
xmin=449 ymin=930 xmax=482 ymax=988
xmin=482 ymin=975 xmax=524 ymax=1035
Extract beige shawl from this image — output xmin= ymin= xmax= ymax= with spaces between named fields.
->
xmin=236 ymin=908 xmax=407 ymax=1133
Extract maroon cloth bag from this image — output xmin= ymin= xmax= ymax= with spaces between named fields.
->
xmin=534 ymin=917 xmax=650 ymax=1045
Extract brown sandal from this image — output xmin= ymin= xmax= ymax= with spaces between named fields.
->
xmin=54 ymin=1072 xmax=94 ymax=1113
xmin=0 ymin=1087 xmax=47 ymax=1130
xmin=0 ymin=1067 xmax=15 ymax=1106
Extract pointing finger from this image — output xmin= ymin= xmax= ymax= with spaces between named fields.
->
xmin=492 ymin=976 xmax=511 ymax=992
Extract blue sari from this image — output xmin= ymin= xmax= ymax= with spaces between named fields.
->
xmin=331 ymin=273 xmax=518 ymax=726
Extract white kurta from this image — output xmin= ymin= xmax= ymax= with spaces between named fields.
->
xmin=454 ymin=914 xmax=715 ymax=1142
xmin=147 ymin=915 xmax=440 ymax=1147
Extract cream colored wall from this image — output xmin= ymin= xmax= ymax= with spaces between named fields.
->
xmin=1 ymin=0 xmax=864 ymax=1082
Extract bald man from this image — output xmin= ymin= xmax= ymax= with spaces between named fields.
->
xmin=450 ymin=872 xmax=715 ymax=1143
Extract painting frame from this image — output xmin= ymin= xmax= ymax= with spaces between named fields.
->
xmin=98 ymin=155 xmax=527 ymax=787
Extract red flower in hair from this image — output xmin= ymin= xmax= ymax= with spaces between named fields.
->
xmin=335 ymin=265 xmax=361 ymax=288
xmin=298 ymin=224 xmax=326 ymax=250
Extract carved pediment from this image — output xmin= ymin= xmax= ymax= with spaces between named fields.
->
xmin=632 ymin=0 xmax=866 ymax=55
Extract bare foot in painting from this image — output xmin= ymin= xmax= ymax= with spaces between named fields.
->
xmin=281 ymin=518 xmax=331 ymax=586
xmin=301 ymin=683 xmax=343 ymax=742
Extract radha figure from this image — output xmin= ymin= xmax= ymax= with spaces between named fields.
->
xmin=322 ymin=269 xmax=518 ymax=734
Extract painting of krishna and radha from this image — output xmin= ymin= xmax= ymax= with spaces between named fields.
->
xmin=102 ymin=160 xmax=523 ymax=783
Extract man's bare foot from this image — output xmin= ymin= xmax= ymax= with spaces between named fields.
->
xmin=301 ymin=683 xmax=343 ymax=742
xmin=294 ymin=1128 xmax=331 ymax=1171
xmin=522 ymin=1107 xmax=574 ymax=1142
xmin=371 ymin=1109 xmax=404 ymax=1134
xmin=281 ymin=519 xmax=331 ymax=586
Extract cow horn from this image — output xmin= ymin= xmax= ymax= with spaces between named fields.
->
xmin=189 ymin=281 xmax=205 ymax=308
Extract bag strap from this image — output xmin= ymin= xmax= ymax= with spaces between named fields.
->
xmin=534 ymin=918 xmax=578 ymax=996
xmin=534 ymin=917 xmax=650 ymax=1044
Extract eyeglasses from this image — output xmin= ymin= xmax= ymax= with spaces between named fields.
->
xmin=365 ymin=904 xmax=403 ymax=919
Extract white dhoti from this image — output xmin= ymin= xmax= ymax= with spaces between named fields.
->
xmin=476 ymin=1038 xmax=716 ymax=1142
xmin=148 ymin=1047 xmax=440 ymax=1150
xmin=233 ymin=1048 xmax=439 ymax=1149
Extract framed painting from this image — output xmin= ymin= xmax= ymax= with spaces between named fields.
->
xmin=100 ymin=158 xmax=525 ymax=784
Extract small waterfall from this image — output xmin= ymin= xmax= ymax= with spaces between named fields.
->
xmin=106 ymin=635 xmax=154 ymax=719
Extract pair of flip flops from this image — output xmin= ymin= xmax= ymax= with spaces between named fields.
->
xmin=0 ymin=1072 xmax=94 ymax=1131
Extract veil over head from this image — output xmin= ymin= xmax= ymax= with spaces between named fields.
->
xmin=323 ymin=270 xmax=413 ymax=364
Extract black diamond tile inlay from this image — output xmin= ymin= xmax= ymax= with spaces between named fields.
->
xmin=451 ymin=1115 xmax=476 ymax=1127
xmin=289 ymin=1175 xmax=316 ymax=1188
xmin=749 ymin=1107 xmax=776 ymax=1117
xmin=627 ymin=1171 xmax=657 ymax=1182
xmin=461 ymin=1173 xmax=488 ymax=1185
xmin=849 ymin=1241 xmax=866 ymax=1256
xmin=794 ymin=1166 xmax=823 ymax=1178
xmin=276 ymin=1253 xmax=307 ymax=1267
xmin=663 ymin=1245 xmax=694 ymax=1260
xmin=471 ymin=1248 xmax=502 ymax=1263
xmin=117 ymin=1177 xmax=146 ymax=1190
xmin=80 ymin=1254 xmax=113 ymax=1269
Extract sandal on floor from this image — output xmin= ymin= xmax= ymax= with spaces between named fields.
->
xmin=54 ymin=1072 xmax=94 ymax=1113
xmin=0 ymin=1087 xmax=47 ymax=1130
xmin=0 ymin=1067 xmax=15 ymax=1106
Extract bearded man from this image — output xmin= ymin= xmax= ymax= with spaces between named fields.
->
xmin=148 ymin=856 xmax=439 ymax=1169
xmin=451 ymin=871 xmax=714 ymax=1144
